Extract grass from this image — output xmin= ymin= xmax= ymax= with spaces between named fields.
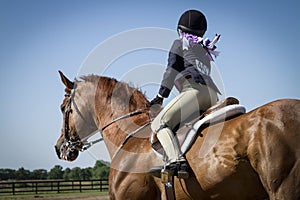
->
xmin=0 ymin=191 xmax=109 ymax=199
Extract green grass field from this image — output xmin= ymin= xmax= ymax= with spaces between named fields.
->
xmin=0 ymin=191 xmax=109 ymax=200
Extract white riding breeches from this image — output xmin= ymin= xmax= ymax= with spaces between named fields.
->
xmin=151 ymin=80 xmax=218 ymax=163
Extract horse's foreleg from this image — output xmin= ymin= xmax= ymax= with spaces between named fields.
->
xmin=109 ymin=171 xmax=161 ymax=200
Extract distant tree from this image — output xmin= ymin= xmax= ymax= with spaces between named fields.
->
xmin=63 ymin=167 xmax=71 ymax=180
xmin=16 ymin=167 xmax=30 ymax=180
xmin=68 ymin=167 xmax=81 ymax=180
xmin=92 ymin=160 xmax=110 ymax=179
xmin=48 ymin=165 xmax=63 ymax=179
xmin=0 ymin=160 xmax=110 ymax=181
xmin=31 ymin=169 xmax=48 ymax=180
xmin=81 ymin=167 xmax=92 ymax=180
xmin=95 ymin=160 xmax=110 ymax=168
xmin=0 ymin=168 xmax=16 ymax=180
xmin=67 ymin=167 xmax=92 ymax=180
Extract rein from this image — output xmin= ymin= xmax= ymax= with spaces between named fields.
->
xmin=111 ymin=122 xmax=151 ymax=160
xmin=99 ymin=109 xmax=145 ymax=132
xmin=82 ymin=108 xmax=148 ymax=152
xmin=63 ymin=90 xmax=149 ymax=156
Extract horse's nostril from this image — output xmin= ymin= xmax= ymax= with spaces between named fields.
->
xmin=67 ymin=149 xmax=79 ymax=161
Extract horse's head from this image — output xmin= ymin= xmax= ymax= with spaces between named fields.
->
xmin=55 ymin=71 xmax=98 ymax=161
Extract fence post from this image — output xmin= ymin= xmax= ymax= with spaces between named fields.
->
xmin=79 ymin=180 xmax=82 ymax=193
xmin=12 ymin=182 xmax=15 ymax=195
xmin=57 ymin=181 xmax=60 ymax=193
xmin=100 ymin=179 xmax=102 ymax=192
xmin=35 ymin=182 xmax=38 ymax=194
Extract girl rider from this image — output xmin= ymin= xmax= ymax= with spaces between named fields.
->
xmin=150 ymin=9 xmax=221 ymax=178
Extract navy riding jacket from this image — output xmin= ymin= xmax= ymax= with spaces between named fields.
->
xmin=158 ymin=39 xmax=221 ymax=98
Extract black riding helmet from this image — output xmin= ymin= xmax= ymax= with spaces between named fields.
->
xmin=177 ymin=10 xmax=207 ymax=37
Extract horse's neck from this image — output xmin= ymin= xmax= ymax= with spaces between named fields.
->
xmin=75 ymin=80 xmax=97 ymax=112
xmin=94 ymin=77 xmax=149 ymax=128
xmin=72 ymin=80 xmax=99 ymax=140
xmin=93 ymin=77 xmax=161 ymax=168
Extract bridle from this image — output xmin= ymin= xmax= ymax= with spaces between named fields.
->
xmin=62 ymin=92 xmax=84 ymax=153
xmin=62 ymin=89 xmax=150 ymax=159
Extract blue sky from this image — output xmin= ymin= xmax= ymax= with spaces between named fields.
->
xmin=0 ymin=0 xmax=299 ymax=170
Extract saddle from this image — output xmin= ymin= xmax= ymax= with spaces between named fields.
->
xmin=150 ymin=97 xmax=246 ymax=158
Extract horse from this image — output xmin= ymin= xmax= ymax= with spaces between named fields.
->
xmin=55 ymin=71 xmax=300 ymax=200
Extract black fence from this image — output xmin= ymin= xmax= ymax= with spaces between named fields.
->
xmin=0 ymin=179 xmax=108 ymax=195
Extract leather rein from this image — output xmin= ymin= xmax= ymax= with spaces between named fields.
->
xmin=63 ymin=90 xmax=149 ymax=157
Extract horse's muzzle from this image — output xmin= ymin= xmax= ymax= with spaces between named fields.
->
xmin=54 ymin=142 xmax=79 ymax=161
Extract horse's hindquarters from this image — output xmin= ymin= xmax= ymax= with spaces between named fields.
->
xmin=247 ymin=99 xmax=300 ymax=200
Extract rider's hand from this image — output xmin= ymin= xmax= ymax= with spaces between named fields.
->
xmin=150 ymin=95 xmax=164 ymax=106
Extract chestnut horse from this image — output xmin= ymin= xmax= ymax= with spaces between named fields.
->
xmin=55 ymin=71 xmax=300 ymax=200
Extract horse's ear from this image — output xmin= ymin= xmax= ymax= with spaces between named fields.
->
xmin=58 ymin=70 xmax=74 ymax=92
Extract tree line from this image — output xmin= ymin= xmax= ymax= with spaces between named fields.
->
xmin=0 ymin=160 xmax=110 ymax=181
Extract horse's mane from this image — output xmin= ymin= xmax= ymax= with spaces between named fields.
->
xmin=78 ymin=74 xmax=101 ymax=83
xmin=77 ymin=74 xmax=150 ymax=109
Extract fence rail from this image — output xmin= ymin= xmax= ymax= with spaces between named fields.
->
xmin=0 ymin=179 xmax=108 ymax=195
